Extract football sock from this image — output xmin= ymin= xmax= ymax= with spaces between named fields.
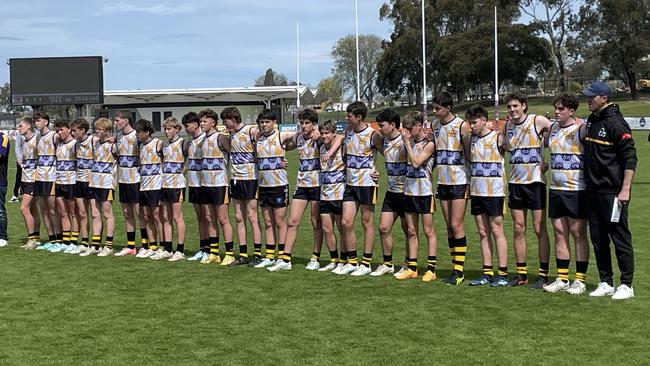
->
xmin=483 ymin=265 xmax=494 ymax=278
xmin=265 ymin=244 xmax=276 ymax=259
xmin=427 ymin=256 xmax=437 ymax=272
xmin=575 ymin=261 xmax=589 ymax=283
xmin=556 ymin=259 xmax=570 ymax=282
xmin=239 ymin=244 xmax=249 ymax=258
xmin=539 ymin=262 xmax=550 ymax=282
xmin=383 ymin=255 xmax=394 ymax=267
xmin=225 ymin=241 xmax=234 ymax=256
xmin=361 ymin=252 xmax=372 ymax=268
xmin=516 ymin=262 xmax=528 ymax=280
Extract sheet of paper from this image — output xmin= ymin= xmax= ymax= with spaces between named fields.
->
xmin=611 ymin=197 xmax=622 ymax=223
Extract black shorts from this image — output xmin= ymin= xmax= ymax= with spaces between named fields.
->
xmin=320 ymin=200 xmax=342 ymax=216
xmin=93 ymin=188 xmax=114 ymax=202
xmin=21 ymin=182 xmax=36 ymax=196
xmin=55 ymin=183 xmax=76 ymax=200
xmin=508 ymin=182 xmax=547 ymax=210
xmin=436 ymin=184 xmax=469 ymax=200
xmin=188 ymin=187 xmax=204 ymax=205
xmin=161 ymin=188 xmax=185 ymax=203
xmin=293 ymin=186 xmax=320 ymax=201
xmin=139 ymin=190 xmax=161 ymax=207
xmin=381 ymin=191 xmax=405 ymax=217
xmin=404 ymin=195 xmax=435 ymax=214
xmin=119 ymin=183 xmax=140 ymax=204
xmin=35 ymin=181 xmax=55 ymax=197
xmin=342 ymin=185 xmax=377 ymax=206
xmin=230 ymin=179 xmax=258 ymax=201
xmin=75 ymin=181 xmax=94 ymax=200
xmin=471 ymin=196 xmax=505 ymax=217
xmin=259 ymin=185 xmax=288 ymax=208
xmin=203 ymin=186 xmax=229 ymax=206
xmin=548 ymin=190 xmax=586 ymax=219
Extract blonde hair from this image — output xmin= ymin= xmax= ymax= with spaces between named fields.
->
xmin=94 ymin=118 xmax=112 ymax=131
xmin=402 ymin=111 xmax=423 ymax=129
xmin=163 ymin=117 xmax=182 ymax=130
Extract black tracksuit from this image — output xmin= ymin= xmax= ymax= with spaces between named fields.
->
xmin=584 ymin=104 xmax=637 ymax=286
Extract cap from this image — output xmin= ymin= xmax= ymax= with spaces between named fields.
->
xmin=582 ymin=81 xmax=612 ymax=97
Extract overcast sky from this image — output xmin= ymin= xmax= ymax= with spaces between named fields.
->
xmin=0 ymin=0 xmax=394 ymax=90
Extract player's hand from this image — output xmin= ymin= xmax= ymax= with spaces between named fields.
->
xmin=539 ymin=161 xmax=549 ymax=174
xmin=370 ymin=169 xmax=379 ymax=183
xmin=322 ymin=152 xmax=331 ymax=161
xmin=281 ymin=158 xmax=288 ymax=169
xmin=106 ymin=136 xmax=117 ymax=143
xmin=618 ymin=187 xmax=631 ymax=205
xmin=311 ymin=128 xmax=321 ymax=140
xmin=400 ymin=128 xmax=411 ymax=140
xmin=17 ymin=160 xmax=23 ymax=168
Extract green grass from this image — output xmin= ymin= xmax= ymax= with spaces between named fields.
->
xmin=0 ymin=133 xmax=649 ymax=365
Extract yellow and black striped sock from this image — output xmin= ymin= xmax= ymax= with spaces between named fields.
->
xmin=516 ymin=262 xmax=528 ymax=280
xmin=239 ymin=244 xmax=249 ymax=258
xmin=329 ymin=250 xmax=339 ymax=263
xmin=210 ymin=237 xmax=219 ymax=256
xmin=225 ymin=241 xmax=234 ymax=256
xmin=339 ymin=251 xmax=348 ymax=264
xmin=347 ymin=251 xmax=358 ymax=265
xmin=56 ymin=233 xmax=63 ymax=244
xmin=311 ymin=251 xmax=321 ymax=261
xmin=281 ymin=252 xmax=292 ymax=263
xmin=451 ymin=237 xmax=467 ymax=274
xmin=126 ymin=231 xmax=136 ymax=249
xmin=254 ymin=243 xmax=262 ymax=257
xmin=28 ymin=232 xmax=38 ymax=241
xmin=556 ymin=259 xmax=570 ymax=282
xmin=105 ymin=236 xmax=113 ymax=249
xmin=575 ymin=261 xmax=588 ymax=283
xmin=427 ymin=256 xmax=436 ymax=272
xmin=92 ymin=235 xmax=101 ymax=249
xmin=361 ymin=252 xmax=372 ymax=268
xmin=71 ymin=231 xmax=79 ymax=244
xmin=539 ymin=262 xmax=550 ymax=282
xmin=265 ymin=244 xmax=276 ymax=259
xmin=140 ymin=228 xmax=148 ymax=249
xmin=80 ymin=237 xmax=89 ymax=248
xmin=498 ymin=267 xmax=508 ymax=277
xmin=150 ymin=242 xmax=158 ymax=251
xmin=199 ymin=239 xmax=207 ymax=253
xmin=383 ymin=255 xmax=394 ymax=267
xmin=483 ymin=265 xmax=494 ymax=278
xmin=176 ymin=243 xmax=184 ymax=253
xmin=62 ymin=231 xmax=71 ymax=245
xmin=278 ymin=244 xmax=285 ymax=259
xmin=407 ymin=258 xmax=418 ymax=272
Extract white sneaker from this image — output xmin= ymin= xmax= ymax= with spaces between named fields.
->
xmin=393 ymin=265 xmax=408 ymax=278
xmin=589 ymin=282 xmax=615 ymax=297
xmin=51 ymin=244 xmax=69 ymax=253
xmin=331 ymin=263 xmax=346 ymax=274
xmin=0 ymin=239 xmax=7 ymax=247
xmin=68 ymin=245 xmax=85 ymax=255
xmin=187 ymin=251 xmax=205 ymax=261
xmin=147 ymin=249 xmax=163 ymax=259
xmin=564 ymin=280 xmax=587 ymax=295
xmin=254 ymin=257 xmax=274 ymax=268
xmin=135 ymin=248 xmax=148 ymax=258
xmin=64 ymin=244 xmax=78 ymax=253
xmin=151 ymin=250 xmax=172 ymax=260
xmin=97 ymin=247 xmax=113 ymax=257
xmin=612 ymin=284 xmax=635 ymax=300
xmin=168 ymin=251 xmax=185 ymax=262
xmin=543 ymin=278 xmax=570 ymax=293
xmin=337 ymin=263 xmax=358 ymax=275
xmin=9 ymin=196 xmax=19 ymax=202
xmin=139 ymin=249 xmax=156 ymax=259
xmin=305 ymin=259 xmax=320 ymax=271
xmin=318 ymin=262 xmax=338 ymax=272
xmin=371 ymin=264 xmax=395 ymax=277
xmin=114 ymin=247 xmax=137 ymax=257
xmin=268 ymin=260 xmax=292 ymax=272
xmin=80 ymin=247 xmax=99 ymax=256
xmin=351 ymin=265 xmax=372 ymax=277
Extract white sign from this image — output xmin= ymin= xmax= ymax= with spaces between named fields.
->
xmin=625 ymin=117 xmax=649 ymax=130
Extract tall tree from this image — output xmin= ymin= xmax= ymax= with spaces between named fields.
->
xmin=520 ymin=0 xmax=576 ymax=92
xmin=573 ymin=0 xmax=650 ymax=100
xmin=315 ymin=76 xmax=343 ymax=104
xmin=254 ymin=68 xmax=289 ymax=86
xmin=0 ymin=82 xmax=26 ymax=113
xmin=331 ymin=34 xmax=384 ymax=106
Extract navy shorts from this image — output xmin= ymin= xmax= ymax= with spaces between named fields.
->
xmin=508 ymin=182 xmax=546 ymax=210
xmin=470 ymin=196 xmax=505 ymax=217
xmin=118 ymin=183 xmax=140 ymax=204
xmin=381 ymin=191 xmax=405 ymax=217
xmin=230 ymin=179 xmax=258 ymax=201
xmin=404 ymin=195 xmax=435 ymax=214
xmin=293 ymin=186 xmax=320 ymax=201
xmin=436 ymin=184 xmax=469 ymax=200
xmin=259 ymin=185 xmax=288 ymax=208
xmin=548 ymin=190 xmax=586 ymax=219
xmin=75 ymin=181 xmax=94 ymax=200
xmin=342 ymin=186 xmax=377 ymax=206
xmin=319 ymin=200 xmax=342 ymax=216
xmin=55 ymin=183 xmax=76 ymax=200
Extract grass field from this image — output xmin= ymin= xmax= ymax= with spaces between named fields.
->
xmin=0 ymin=132 xmax=648 ymax=365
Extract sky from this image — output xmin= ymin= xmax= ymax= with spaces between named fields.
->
xmin=0 ymin=0 xmax=393 ymax=90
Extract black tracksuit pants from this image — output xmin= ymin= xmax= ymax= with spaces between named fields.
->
xmin=13 ymin=163 xmax=22 ymax=197
xmin=586 ymin=190 xmax=634 ymax=286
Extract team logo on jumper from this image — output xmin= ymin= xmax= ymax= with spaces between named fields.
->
xmin=598 ymin=128 xmax=607 ymax=138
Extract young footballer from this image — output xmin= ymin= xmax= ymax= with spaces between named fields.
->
xmin=114 ymin=110 xmax=140 ymax=256
xmin=158 ymin=117 xmax=187 ymax=261
xmin=51 ymin=119 xmax=79 ymax=253
xmin=543 ymin=94 xmax=589 ymax=295
xmin=371 ymin=109 xmax=409 ymax=277
xmin=198 ymin=109 xmax=234 ymax=265
xmin=398 ymin=111 xmax=437 ymax=281
xmin=132 ymin=119 xmax=164 ymax=259
xmin=463 ymin=106 xmax=509 ymax=287
xmin=339 ymin=101 xmax=383 ymax=275
xmin=182 ymin=112 xmax=211 ymax=262
xmin=67 ymin=118 xmax=93 ymax=254
xmin=17 ymin=117 xmax=41 ymax=250
xmin=432 ymin=92 xmax=470 ymax=285
xmin=504 ymin=93 xmax=552 ymax=288
xmin=81 ymin=118 xmax=117 ymax=256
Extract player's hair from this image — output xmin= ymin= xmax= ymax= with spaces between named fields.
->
xmin=198 ymin=108 xmax=219 ymax=122
xmin=297 ymin=108 xmax=318 ymax=123
xmin=115 ymin=110 xmax=134 ymax=126
xmin=433 ymin=91 xmax=454 ymax=109
xmin=181 ymin=112 xmax=200 ymax=126
xmin=258 ymin=109 xmax=277 ymax=121
xmin=19 ymin=117 xmax=34 ymax=129
xmin=33 ymin=111 xmax=50 ymax=122
xmin=134 ymin=119 xmax=155 ymax=135
xmin=465 ymin=105 xmax=489 ymax=120
xmin=376 ymin=108 xmax=400 ymax=129
xmin=70 ymin=118 xmax=90 ymax=132
xmin=402 ymin=111 xmax=423 ymax=129
xmin=506 ymin=92 xmax=528 ymax=113
xmin=320 ymin=119 xmax=337 ymax=134
xmin=54 ymin=119 xmax=70 ymax=129
xmin=554 ymin=94 xmax=579 ymax=111
xmin=346 ymin=101 xmax=368 ymax=119
xmin=94 ymin=118 xmax=112 ymax=131
xmin=163 ymin=117 xmax=181 ymax=130
xmin=220 ymin=107 xmax=242 ymax=124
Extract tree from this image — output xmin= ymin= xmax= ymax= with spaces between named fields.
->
xmin=573 ymin=0 xmax=650 ymax=100
xmin=331 ymin=34 xmax=384 ymax=106
xmin=315 ymin=76 xmax=343 ymax=105
xmin=0 ymin=82 xmax=26 ymax=113
xmin=520 ymin=0 xmax=576 ymax=92
xmin=254 ymin=68 xmax=289 ymax=86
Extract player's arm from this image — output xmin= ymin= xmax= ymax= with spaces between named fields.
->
xmin=322 ymin=134 xmax=344 ymax=161
xmin=371 ymin=130 xmax=385 ymax=156
xmin=401 ymin=129 xmax=434 ymax=168
xmin=0 ymin=133 xmax=9 ymax=158
xmin=218 ymin=133 xmax=231 ymax=153
xmin=461 ymin=131 xmax=472 ymax=164
xmin=249 ymin=125 xmax=259 ymax=144
xmin=578 ymin=123 xmax=587 ymax=143
xmin=280 ymin=131 xmax=298 ymax=151
xmin=535 ymin=114 xmax=553 ymax=140
xmin=497 ymin=132 xmax=507 ymax=156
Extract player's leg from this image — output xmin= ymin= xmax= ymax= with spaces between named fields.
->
xmin=283 ymin=198 xmax=308 ymax=263
xmin=308 ymin=200 xmax=323 ymax=269
xmin=339 ymin=200 xmax=360 ymax=274
xmin=75 ymin=197 xmax=89 ymax=251
xmin=319 ymin=211 xmax=340 ymax=273
xmin=396 ymin=212 xmax=419 ymax=280
xmin=545 ymin=216 xmax=571 ymax=293
xmin=256 ymin=205 xmax=276 ymax=268
xmin=373 ymin=211 xmax=398 ymax=276
xmin=567 ymin=217 xmax=589 ymax=295
xmin=531 ymin=208 xmax=551 ymax=288
xmin=36 ymin=196 xmax=55 ymax=248
xmin=168 ymin=200 xmax=186 ymax=261
xmin=216 ymin=203 xmax=235 ymax=264
xmin=66 ymin=198 xmax=79 ymax=252
xmin=97 ymin=200 xmax=115 ymax=256
xmin=509 ymin=208 xmax=529 ymax=286
xmin=51 ymin=196 xmax=70 ymax=252
xmin=489 ymin=214 xmax=509 ymax=287
xmin=468 ymin=213 xmax=493 ymax=286
xmin=446 ymin=198 xmax=468 ymax=278
xmin=421 ymin=212 xmax=439 ymax=283
xmin=21 ymin=194 xmax=39 ymax=249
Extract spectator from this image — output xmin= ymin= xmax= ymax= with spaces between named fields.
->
xmin=0 ymin=130 xmax=9 ymax=247
xmin=11 ymin=129 xmax=24 ymax=202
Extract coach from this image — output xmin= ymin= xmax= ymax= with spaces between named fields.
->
xmin=582 ymin=81 xmax=637 ymax=300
